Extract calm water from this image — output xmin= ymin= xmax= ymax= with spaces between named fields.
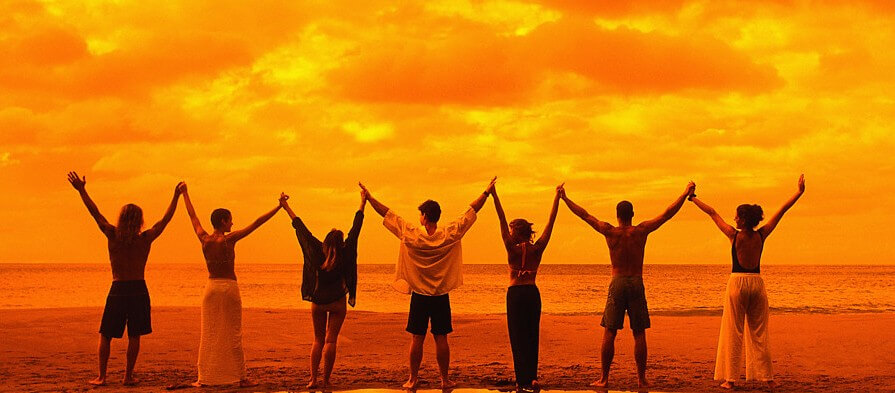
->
xmin=1 ymin=264 xmax=893 ymax=315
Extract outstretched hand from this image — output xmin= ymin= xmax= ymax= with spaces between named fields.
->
xmin=175 ymin=181 xmax=186 ymax=195
xmin=279 ymin=192 xmax=290 ymax=207
xmin=556 ymin=182 xmax=566 ymax=199
xmin=687 ymin=181 xmax=696 ymax=200
xmin=797 ymin=174 xmax=805 ymax=193
xmin=67 ymin=171 xmax=86 ymax=191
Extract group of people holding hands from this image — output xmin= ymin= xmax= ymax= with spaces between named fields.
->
xmin=68 ymin=170 xmax=805 ymax=390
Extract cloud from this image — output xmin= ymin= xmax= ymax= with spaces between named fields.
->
xmin=327 ymin=14 xmax=782 ymax=106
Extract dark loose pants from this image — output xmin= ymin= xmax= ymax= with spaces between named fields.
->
xmin=506 ymin=285 xmax=541 ymax=386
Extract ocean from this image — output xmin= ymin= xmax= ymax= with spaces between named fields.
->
xmin=1 ymin=263 xmax=893 ymax=315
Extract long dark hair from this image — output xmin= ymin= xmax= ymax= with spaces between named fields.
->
xmin=116 ymin=204 xmax=143 ymax=243
xmin=321 ymin=229 xmax=345 ymax=272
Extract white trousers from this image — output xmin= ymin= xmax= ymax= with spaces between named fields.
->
xmin=197 ymin=279 xmax=246 ymax=385
xmin=714 ymin=273 xmax=773 ymax=382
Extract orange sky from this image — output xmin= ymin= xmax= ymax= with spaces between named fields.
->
xmin=1 ymin=0 xmax=892 ymax=265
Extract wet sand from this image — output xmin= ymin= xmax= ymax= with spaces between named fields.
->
xmin=1 ymin=308 xmax=893 ymax=392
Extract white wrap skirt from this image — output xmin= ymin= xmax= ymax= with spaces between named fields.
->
xmin=197 ymin=278 xmax=246 ymax=385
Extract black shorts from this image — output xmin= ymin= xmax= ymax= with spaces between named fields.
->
xmin=406 ymin=292 xmax=452 ymax=336
xmin=99 ymin=280 xmax=152 ymax=338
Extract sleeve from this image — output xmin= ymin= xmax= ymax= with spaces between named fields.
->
xmin=292 ymin=216 xmax=322 ymax=262
xmin=346 ymin=210 xmax=364 ymax=247
xmin=382 ymin=209 xmax=410 ymax=239
xmin=445 ymin=207 xmax=478 ymax=241
xmin=345 ymin=255 xmax=358 ymax=307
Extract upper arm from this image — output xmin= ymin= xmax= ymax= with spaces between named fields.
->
xmin=383 ymin=210 xmax=409 ymax=238
xmin=710 ymin=213 xmax=737 ymax=239
xmin=585 ymin=215 xmax=613 ymax=235
xmin=448 ymin=208 xmax=477 ymax=238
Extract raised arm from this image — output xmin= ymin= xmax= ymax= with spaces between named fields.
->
xmin=228 ymin=201 xmax=282 ymax=242
xmin=489 ymin=181 xmax=512 ymax=247
xmin=690 ymin=196 xmax=736 ymax=239
xmin=535 ymin=183 xmax=563 ymax=248
xmin=469 ymin=176 xmax=497 ymax=213
xmin=359 ymin=182 xmax=389 ymax=217
xmin=347 ymin=189 xmax=366 ymax=243
xmin=759 ymin=174 xmax=805 ymax=239
xmin=67 ymin=171 xmax=115 ymax=236
xmin=639 ymin=181 xmax=696 ymax=233
xmin=143 ymin=182 xmax=183 ymax=241
xmin=179 ymin=183 xmax=208 ymax=241
xmin=561 ymin=188 xmax=613 ymax=235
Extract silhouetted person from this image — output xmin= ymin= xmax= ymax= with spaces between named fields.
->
xmin=179 ymin=183 xmax=282 ymax=387
xmin=280 ymin=190 xmax=365 ymax=390
xmin=691 ymin=175 xmax=805 ymax=390
xmin=359 ymin=178 xmax=494 ymax=389
xmin=67 ymin=171 xmax=182 ymax=386
xmin=489 ymin=181 xmax=562 ymax=391
xmin=561 ymin=181 xmax=695 ymax=389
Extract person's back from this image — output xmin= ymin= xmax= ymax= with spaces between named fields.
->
xmin=108 ymin=233 xmax=153 ymax=281
xmin=200 ymin=234 xmax=237 ymax=280
xmin=603 ymin=225 xmax=650 ymax=277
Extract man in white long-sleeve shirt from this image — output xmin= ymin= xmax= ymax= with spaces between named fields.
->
xmin=359 ymin=178 xmax=494 ymax=389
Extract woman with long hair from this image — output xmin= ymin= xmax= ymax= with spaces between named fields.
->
xmin=489 ymin=180 xmax=562 ymax=391
xmin=280 ymin=190 xmax=365 ymax=390
xmin=690 ymin=175 xmax=805 ymax=389
xmin=179 ymin=183 xmax=282 ymax=387
xmin=67 ymin=171 xmax=182 ymax=386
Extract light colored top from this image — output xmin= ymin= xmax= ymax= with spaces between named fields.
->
xmin=383 ymin=207 xmax=477 ymax=296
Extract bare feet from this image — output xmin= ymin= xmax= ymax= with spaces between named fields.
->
xmin=123 ymin=377 xmax=140 ymax=386
xmin=720 ymin=380 xmax=734 ymax=389
xmin=307 ymin=379 xmax=318 ymax=389
xmin=88 ymin=376 xmax=106 ymax=386
xmin=321 ymin=380 xmax=332 ymax=392
xmin=441 ymin=379 xmax=457 ymax=389
xmin=768 ymin=380 xmax=779 ymax=389
xmin=590 ymin=377 xmax=609 ymax=388
xmin=402 ymin=378 xmax=419 ymax=389
xmin=637 ymin=377 xmax=650 ymax=388
xmin=239 ymin=378 xmax=258 ymax=387
xmin=190 ymin=381 xmax=203 ymax=387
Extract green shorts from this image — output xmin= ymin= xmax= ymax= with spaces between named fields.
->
xmin=600 ymin=276 xmax=650 ymax=331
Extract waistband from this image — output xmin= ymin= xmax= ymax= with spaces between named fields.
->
xmin=108 ymin=280 xmax=148 ymax=295
xmin=610 ymin=275 xmax=644 ymax=282
xmin=508 ymin=284 xmax=539 ymax=290
xmin=729 ymin=272 xmax=761 ymax=277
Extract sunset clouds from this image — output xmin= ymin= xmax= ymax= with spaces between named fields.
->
xmin=1 ymin=0 xmax=892 ymax=265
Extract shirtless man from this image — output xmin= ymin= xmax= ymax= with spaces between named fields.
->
xmin=360 ymin=178 xmax=494 ymax=389
xmin=67 ymin=171 xmax=182 ymax=386
xmin=179 ymin=183 xmax=281 ymax=387
xmin=560 ymin=181 xmax=695 ymax=388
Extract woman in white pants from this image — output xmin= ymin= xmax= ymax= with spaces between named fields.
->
xmin=690 ymin=175 xmax=805 ymax=389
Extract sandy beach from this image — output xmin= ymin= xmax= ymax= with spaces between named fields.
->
xmin=1 ymin=308 xmax=893 ymax=392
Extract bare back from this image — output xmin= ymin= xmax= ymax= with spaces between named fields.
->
xmin=602 ymin=225 xmax=651 ymax=277
xmin=107 ymin=232 xmax=153 ymax=281
xmin=506 ymin=242 xmax=545 ymax=286
xmin=732 ymin=230 xmax=764 ymax=271
xmin=201 ymin=233 xmax=237 ymax=280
